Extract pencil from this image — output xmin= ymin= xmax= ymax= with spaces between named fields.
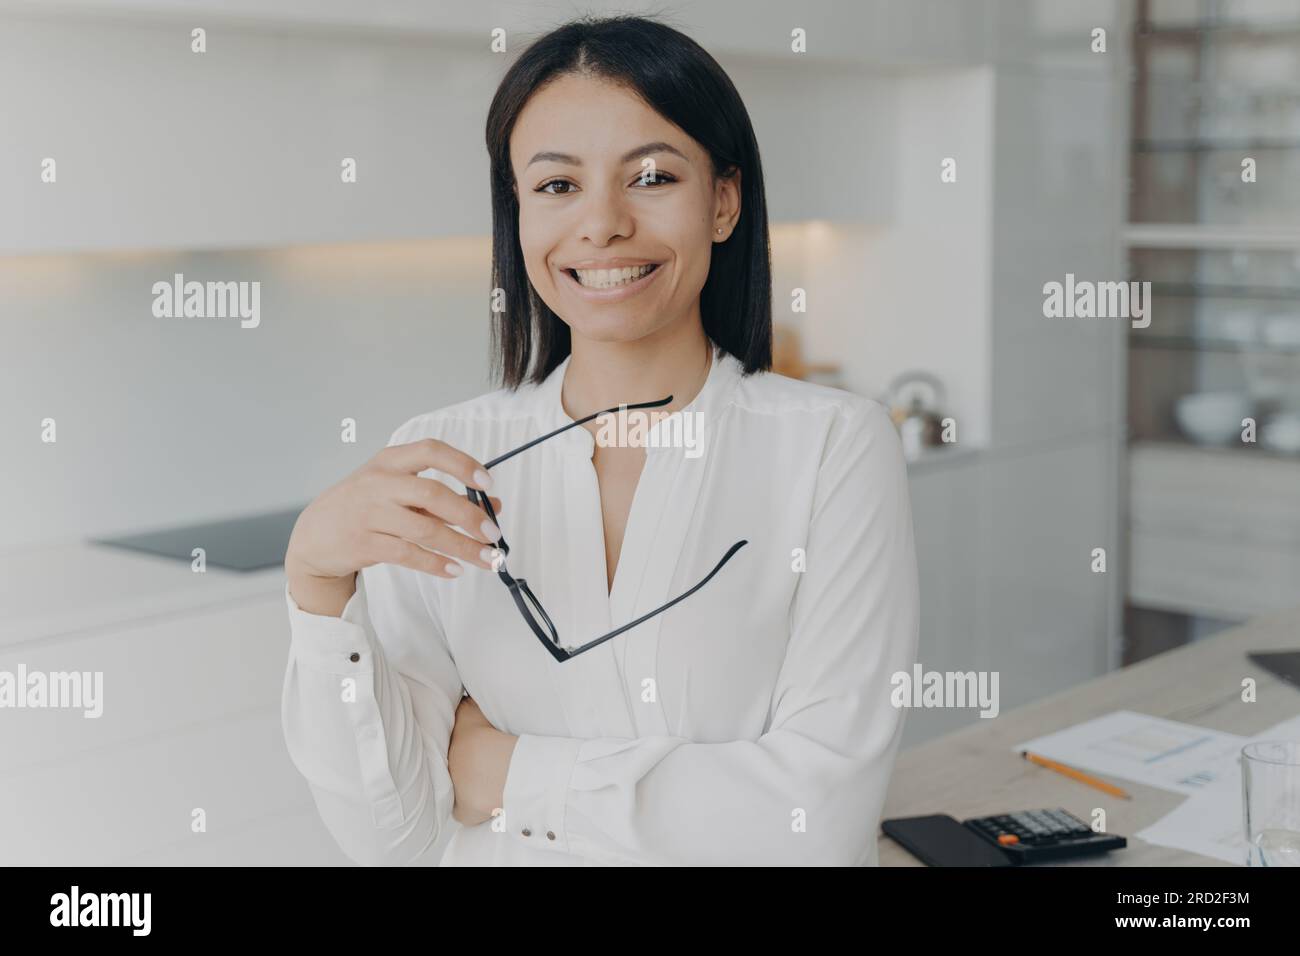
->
xmin=1021 ymin=750 xmax=1132 ymax=800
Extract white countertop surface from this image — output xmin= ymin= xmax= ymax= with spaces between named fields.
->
xmin=0 ymin=537 xmax=286 ymax=649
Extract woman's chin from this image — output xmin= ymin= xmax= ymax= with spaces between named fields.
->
xmin=565 ymin=313 xmax=662 ymax=345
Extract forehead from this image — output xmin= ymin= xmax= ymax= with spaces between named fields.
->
xmin=510 ymin=73 xmax=702 ymax=168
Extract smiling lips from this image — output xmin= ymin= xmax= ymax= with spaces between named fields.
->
xmin=570 ymin=263 xmax=658 ymax=287
xmin=559 ymin=261 xmax=663 ymax=302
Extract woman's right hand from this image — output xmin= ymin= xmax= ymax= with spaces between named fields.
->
xmin=285 ymin=438 xmax=505 ymax=600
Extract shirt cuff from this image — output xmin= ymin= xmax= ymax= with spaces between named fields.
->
xmin=284 ymin=575 xmax=374 ymax=676
xmin=502 ymin=733 xmax=583 ymax=854
xmin=283 ymin=574 xmax=406 ymax=829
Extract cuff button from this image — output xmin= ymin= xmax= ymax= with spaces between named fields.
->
xmin=521 ymin=827 xmax=532 ymax=837
xmin=546 ymin=831 xmax=556 ymax=841
xmin=349 ymin=652 xmax=360 ymax=662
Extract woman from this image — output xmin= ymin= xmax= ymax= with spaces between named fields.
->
xmin=281 ymin=14 xmax=918 ymax=866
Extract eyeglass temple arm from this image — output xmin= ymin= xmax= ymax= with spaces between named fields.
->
xmin=565 ymin=539 xmax=749 ymax=657
xmin=482 ymin=395 xmax=673 ymax=470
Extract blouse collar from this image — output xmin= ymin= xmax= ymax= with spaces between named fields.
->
xmin=535 ymin=342 xmax=743 ymax=458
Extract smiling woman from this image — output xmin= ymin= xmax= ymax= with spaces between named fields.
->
xmin=484 ymin=16 xmax=771 ymax=388
xmin=281 ymin=13 xmax=919 ymax=867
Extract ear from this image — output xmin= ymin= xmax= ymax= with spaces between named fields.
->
xmin=717 ymin=166 xmax=742 ymax=230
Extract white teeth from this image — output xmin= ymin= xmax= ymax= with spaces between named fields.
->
xmin=571 ymin=264 xmax=656 ymax=288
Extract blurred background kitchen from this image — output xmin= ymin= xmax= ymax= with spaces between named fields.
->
xmin=1 ymin=0 xmax=1297 ymax=865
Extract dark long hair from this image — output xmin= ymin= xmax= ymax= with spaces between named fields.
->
xmin=484 ymin=13 xmax=773 ymax=388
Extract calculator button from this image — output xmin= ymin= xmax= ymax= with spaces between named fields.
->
xmin=997 ymin=833 xmax=1020 ymax=846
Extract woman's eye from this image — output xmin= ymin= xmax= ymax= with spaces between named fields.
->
xmin=536 ymin=179 xmax=575 ymax=195
xmin=636 ymin=171 xmax=677 ymax=187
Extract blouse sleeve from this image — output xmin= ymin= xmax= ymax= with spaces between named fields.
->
xmin=499 ymin=400 xmax=920 ymax=865
xmin=280 ymin=418 xmax=463 ymax=867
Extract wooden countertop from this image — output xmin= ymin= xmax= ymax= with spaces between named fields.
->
xmin=879 ymin=605 xmax=1300 ymax=865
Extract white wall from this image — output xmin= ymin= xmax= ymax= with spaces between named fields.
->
xmin=802 ymin=69 xmax=995 ymax=446
xmin=1 ymin=240 xmax=493 ymax=549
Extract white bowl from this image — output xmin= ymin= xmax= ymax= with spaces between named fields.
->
xmin=1261 ymin=315 xmax=1300 ymax=349
xmin=1262 ymin=413 xmax=1300 ymax=455
xmin=1174 ymin=392 xmax=1252 ymax=446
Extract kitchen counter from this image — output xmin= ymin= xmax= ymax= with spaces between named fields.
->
xmin=0 ymin=537 xmax=286 ymax=649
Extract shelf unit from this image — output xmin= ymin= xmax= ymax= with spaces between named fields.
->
xmin=1123 ymin=0 xmax=1300 ymax=648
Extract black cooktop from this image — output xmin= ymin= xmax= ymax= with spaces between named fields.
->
xmin=91 ymin=505 xmax=306 ymax=572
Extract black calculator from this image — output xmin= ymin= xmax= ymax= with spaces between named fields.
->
xmin=964 ymin=808 xmax=1126 ymax=863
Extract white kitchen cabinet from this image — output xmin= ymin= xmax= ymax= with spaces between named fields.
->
xmin=1128 ymin=441 xmax=1300 ymax=620
xmin=0 ymin=543 xmax=435 ymax=866
xmin=1 ymin=0 xmax=998 ymax=67
xmin=902 ymin=431 xmax=1119 ymax=748
xmin=2 ymin=17 xmax=495 ymax=253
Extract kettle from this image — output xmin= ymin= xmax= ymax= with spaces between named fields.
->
xmin=885 ymin=371 xmax=947 ymax=461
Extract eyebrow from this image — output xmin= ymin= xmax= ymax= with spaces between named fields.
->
xmin=525 ymin=141 xmax=689 ymax=169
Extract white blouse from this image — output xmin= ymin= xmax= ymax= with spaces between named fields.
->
xmin=281 ymin=345 xmax=919 ymax=866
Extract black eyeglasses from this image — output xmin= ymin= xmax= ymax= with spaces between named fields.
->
xmin=465 ymin=395 xmax=747 ymax=663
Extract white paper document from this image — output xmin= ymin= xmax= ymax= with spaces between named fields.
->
xmin=1015 ymin=711 xmax=1300 ymax=865
xmin=1136 ymin=715 xmax=1300 ymax=865
xmin=1013 ymin=710 xmax=1249 ymax=795
xmin=1135 ymin=777 xmax=1244 ymax=864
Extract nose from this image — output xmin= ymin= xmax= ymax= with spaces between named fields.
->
xmin=575 ymin=179 xmax=635 ymax=244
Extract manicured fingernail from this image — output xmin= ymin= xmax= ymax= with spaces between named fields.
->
xmin=481 ymin=519 xmax=501 ymax=541
xmin=446 ymin=562 xmax=464 ymax=577
xmin=479 ymin=547 xmax=498 ymax=565
xmin=472 ymin=469 xmax=494 ymax=492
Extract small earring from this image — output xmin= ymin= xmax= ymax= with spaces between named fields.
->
xmin=716 ymin=228 xmax=724 ymax=235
